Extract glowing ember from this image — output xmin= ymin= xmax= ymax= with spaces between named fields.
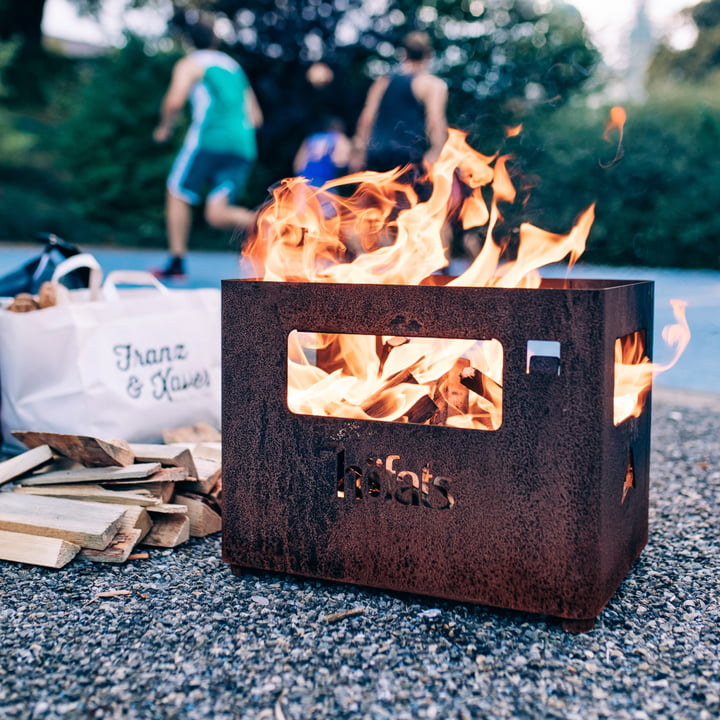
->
xmin=243 ymin=124 xmax=689 ymax=429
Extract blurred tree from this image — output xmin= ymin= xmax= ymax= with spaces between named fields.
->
xmin=193 ymin=0 xmax=600 ymax=179
xmin=52 ymin=35 xmax=182 ymax=245
xmin=0 ymin=0 xmax=159 ymax=104
xmin=510 ymin=86 xmax=720 ymax=269
xmin=29 ymin=1 xmax=600 ymax=249
xmin=648 ymin=0 xmax=720 ymax=84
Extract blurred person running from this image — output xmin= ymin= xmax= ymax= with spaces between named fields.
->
xmin=152 ymin=19 xmax=263 ymax=280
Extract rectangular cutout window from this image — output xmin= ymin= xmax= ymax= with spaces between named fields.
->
xmin=526 ymin=340 xmax=561 ymax=376
xmin=287 ymin=331 xmax=503 ymax=431
xmin=614 ymin=329 xmax=651 ymax=426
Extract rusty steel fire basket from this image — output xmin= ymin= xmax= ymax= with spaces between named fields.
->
xmin=222 ymin=277 xmax=654 ymax=629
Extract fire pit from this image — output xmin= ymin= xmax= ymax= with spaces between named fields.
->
xmin=221 ymin=126 xmax=688 ymax=631
xmin=222 ymin=276 xmax=653 ymax=631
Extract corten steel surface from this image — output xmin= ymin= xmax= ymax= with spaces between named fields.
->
xmin=222 ymin=278 xmax=654 ymax=625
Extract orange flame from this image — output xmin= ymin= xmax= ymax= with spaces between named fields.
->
xmin=614 ymin=300 xmax=691 ymax=424
xmin=601 ymin=105 xmax=627 ymax=168
xmin=603 ymin=106 xmax=627 ymax=142
xmin=244 ymin=126 xmax=688 ymax=430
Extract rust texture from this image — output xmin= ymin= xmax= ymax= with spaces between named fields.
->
xmin=221 ymin=277 xmax=654 ymax=623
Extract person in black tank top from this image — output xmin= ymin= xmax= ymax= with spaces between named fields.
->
xmin=365 ymin=74 xmax=427 ymax=172
xmin=351 ymin=31 xmax=448 ymax=175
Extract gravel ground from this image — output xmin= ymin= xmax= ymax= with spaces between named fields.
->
xmin=1 ymin=395 xmax=718 ymax=720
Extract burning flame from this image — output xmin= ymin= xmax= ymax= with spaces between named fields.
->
xmin=614 ymin=300 xmax=691 ymax=424
xmin=243 ymin=126 xmax=689 ymax=430
xmin=601 ymin=105 xmax=627 ymax=168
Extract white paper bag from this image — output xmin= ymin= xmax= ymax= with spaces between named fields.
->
xmin=0 ymin=266 xmax=220 ymax=454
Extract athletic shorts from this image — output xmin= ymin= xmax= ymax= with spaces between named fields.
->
xmin=168 ymin=146 xmax=253 ymax=206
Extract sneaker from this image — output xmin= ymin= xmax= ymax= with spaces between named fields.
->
xmin=151 ymin=256 xmax=187 ymax=281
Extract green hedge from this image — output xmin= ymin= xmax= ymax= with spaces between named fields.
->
xmin=512 ymin=87 xmax=720 ymax=269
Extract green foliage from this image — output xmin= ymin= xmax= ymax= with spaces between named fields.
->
xmin=211 ymin=0 xmax=600 ymax=184
xmin=648 ymin=0 xmax=720 ymax=84
xmin=508 ymin=86 xmax=720 ymax=269
xmin=0 ymin=41 xmax=36 ymax=158
xmin=52 ymin=36 xmax=182 ymax=245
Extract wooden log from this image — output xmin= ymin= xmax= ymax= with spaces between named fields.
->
xmin=190 ymin=442 xmax=221 ymax=464
xmin=79 ymin=529 xmax=142 ymax=564
xmin=129 ymin=506 xmax=153 ymax=542
xmin=459 ymin=366 xmax=485 ymax=396
xmin=11 ymin=432 xmax=134 ymax=467
xmin=174 ymin=493 xmax=222 ymax=537
xmin=0 ymin=494 xmax=126 ymax=550
xmin=179 ymin=457 xmax=221 ymax=495
xmin=377 ymin=336 xmax=409 ymax=375
xmin=103 ymin=480 xmax=175 ymax=504
xmin=460 ymin=366 xmax=503 ymax=400
xmin=79 ymin=506 xmax=151 ymax=563
xmin=18 ymin=463 xmax=161 ymax=487
xmin=0 ymin=529 xmax=80 ymax=568
xmin=0 ymin=445 xmax=54 ymax=487
xmin=146 ymin=503 xmax=188 ymax=515
xmin=100 ymin=466 xmax=187 ymax=487
xmin=403 ymin=394 xmax=439 ymax=424
xmin=361 ymin=358 xmax=423 ymax=418
xmin=129 ymin=444 xmax=198 ymax=479
xmin=142 ymin=513 xmax=190 ymax=548
xmin=14 ymin=484 xmax=161 ymax=507
xmin=162 ymin=423 xmax=221 ymax=444
xmin=431 ymin=358 xmax=471 ymax=426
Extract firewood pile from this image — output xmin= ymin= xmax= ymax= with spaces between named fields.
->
xmin=0 ymin=425 xmax=222 ymax=568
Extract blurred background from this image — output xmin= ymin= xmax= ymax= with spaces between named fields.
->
xmin=0 ymin=0 xmax=718 ymax=270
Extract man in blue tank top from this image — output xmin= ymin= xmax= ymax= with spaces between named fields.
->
xmin=152 ymin=20 xmax=263 ymax=279
xmin=351 ymin=32 xmax=448 ymax=174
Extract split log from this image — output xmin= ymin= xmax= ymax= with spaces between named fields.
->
xmin=79 ymin=530 xmax=142 ymax=564
xmin=18 ymin=463 xmax=161 ymax=487
xmin=459 ymin=367 xmax=502 ymax=400
xmin=179 ymin=457 xmax=221 ymax=495
xmin=404 ymin=394 xmax=439 ymax=424
xmin=361 ymin=358 xmax=423 ymax=418
xmin=0 ymin=445 xmax=53 ymax=487
xmin=162 ymin=423 xmax=221 ymax=444
xmin=146 ymin=503 xmax=188 ymax=515
xmin=459 ymin=366 xmax=485 ymax=396
xmin=189 ymin=442 xmax=221 ymax=464
xmin=175 ymin=493 xmax=222 ymax=537
xmin=102 ymin=480 xmax=175 ymax=504
xmin=0 ymin=494 xmax=126 ymax=550
xmin=431 ymin=358 xmax=471 ymax=425
xmin=0 ymin=529 xmax=80 ymax=568
xmin=129 ymin=444 xmax=198 ymax=479
xmin=12 ymin=432 xmax=134 ymax=467
xmin=13 ymin=484 xmax=161 ymax=507
xmin=80 ymin=506 xmax=151 ymax=563
xmin=377 ymin=336 xmax=410 ymax=375
xmin=142 ymin=513 xmax=190 ymax=548
xmin=100 ymin=466 xmax=187 ymax=487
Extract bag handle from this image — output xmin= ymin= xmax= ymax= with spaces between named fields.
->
xmin=51 ymin=253 xmax=103 ymax=301
xmin=102 ymin=270 xmax=171 ymax=302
